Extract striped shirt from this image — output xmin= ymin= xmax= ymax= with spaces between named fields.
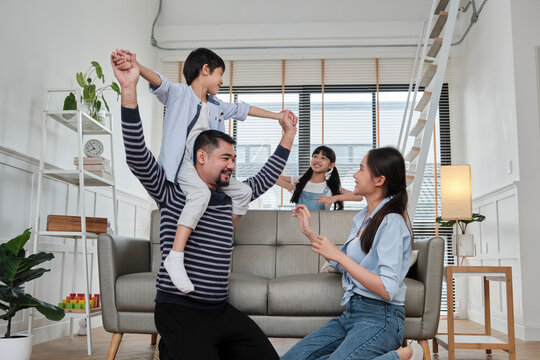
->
xmin=121 ymin=107 xmax=289 ymax=306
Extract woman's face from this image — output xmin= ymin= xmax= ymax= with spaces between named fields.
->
xmin=310 ymin=151 xmax=334 ymax=174
xmin=353 ymin=155 xmax=382 ymax=196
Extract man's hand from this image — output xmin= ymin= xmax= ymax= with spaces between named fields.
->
xmin=112 ymin=48 xmax=134 ymax=70
xmin=111 ymin=51 xmax=140 ymax=89
xmin=278 ymin=110 xmax=298 ymax=127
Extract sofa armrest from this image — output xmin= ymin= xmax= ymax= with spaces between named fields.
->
xmin=412 ymin=236 xmax=445 ymax=338
xmin=97 ymin=234 xmax=151 ymax=333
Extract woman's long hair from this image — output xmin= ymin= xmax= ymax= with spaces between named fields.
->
xmin=360 ymin=147 xmax=413 ymax=253
xmin=290 ymin=146 xmax=344 ymax=210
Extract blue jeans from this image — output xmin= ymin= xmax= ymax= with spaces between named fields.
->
xmin=281 ymin=295 xmax=405 ymax=360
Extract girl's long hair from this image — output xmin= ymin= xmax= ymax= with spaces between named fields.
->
xmin=290 ymin=146 xmax=344 ymax=210
xmin=360 ymin=147 xmax=413 ymax=253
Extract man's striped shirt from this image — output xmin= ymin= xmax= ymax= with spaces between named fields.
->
xmin=121 ymin=107 xmax=289 ymax=306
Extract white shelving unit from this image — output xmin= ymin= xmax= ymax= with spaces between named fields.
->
xmin=28 ymin=89 xmax=118 ymax=355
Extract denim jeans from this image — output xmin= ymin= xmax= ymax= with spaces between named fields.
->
xmin=281 ymin=295 xmax=405 ymax=360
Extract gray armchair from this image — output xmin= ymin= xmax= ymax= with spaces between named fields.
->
xmin=97 ymin=212 xmax=160 ymax=360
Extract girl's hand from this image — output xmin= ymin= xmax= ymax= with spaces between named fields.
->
xmin=312 ymin=235 xmax=341 ymax=262
xmin=292 ymin=205 xmax=317 ymax=240
xmin=286 ymin=181 xmax=298 ymax=193
xmin=316 ymin=195 xmax=335 ymax=205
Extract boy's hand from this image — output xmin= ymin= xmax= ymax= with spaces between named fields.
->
xmin=112 ymin=48 xmax=134 ymax=70
xmin=278 ymin=110 xmax=298 ymax=127
xmin=111 ymin=51 xmax=140 ymax=89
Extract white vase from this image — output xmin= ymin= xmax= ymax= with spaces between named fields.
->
xmin=0 ymin=334 xmax=33 ymax=360
xmin=452 ymin=234 xmax=475 ymax=257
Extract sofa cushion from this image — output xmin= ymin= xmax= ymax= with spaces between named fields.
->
xmin=228 ymin=273 xmax=268 ymax=315
xmin=275 ymin=245 xmax=320 ymax=278
xmin=277 ymin=210 xmax=319 ymax=245
xmin=234 ymin=210 xmax=277 ymax=245
xmin=116 ymin=272 xmax=156 ymax=312
xmin=232 ymin=245 xmax=276 ymax=279
xmin=268 ymin=273 xmax=345 ymax=316
xmin=404 ymin=277 xmax=424 ymax=317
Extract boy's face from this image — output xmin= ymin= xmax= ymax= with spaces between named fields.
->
xmin=203 ymin=65 xmax=224 ymax=95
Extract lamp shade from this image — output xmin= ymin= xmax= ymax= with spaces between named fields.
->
xmin=440 ymin=165 xmax=472 ymax=220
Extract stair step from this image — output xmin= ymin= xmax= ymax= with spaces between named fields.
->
xmin=435 ymin=0 xmax=449 ymax=14
xmin=427 ymin=38 xmax=443 ymax=59
xmin=410 ymin=119 xmax=427 ymax=137
xmin=420 ymin=64 xmax=438 ymax=87
xmin=415 ymin=92 xmax=432 ymax=112
xmin=406 ymin=174 xmax=415 ymax=185
xmin=405 ymin=147 xmax=421 ymax=162
xmin=408 ymin=161 xmax=417 ymax=174
xmin=430 ymin=11 xmax=448 ymax=39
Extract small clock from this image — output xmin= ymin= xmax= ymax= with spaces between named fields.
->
xmin=84 ymin=139 xmax=104 ymax=157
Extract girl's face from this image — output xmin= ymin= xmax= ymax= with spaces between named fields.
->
xmin=310 ymin=151 xmax=334 ymax=174
xmin=353 ymin=155 xmax=384 ymax=196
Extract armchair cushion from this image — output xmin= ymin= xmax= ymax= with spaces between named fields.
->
xmin=116 ymin=272 xmax=156 ymax=312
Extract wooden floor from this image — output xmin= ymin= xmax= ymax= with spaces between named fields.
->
xmin=30 ymin=319 xmax=540 ymax=359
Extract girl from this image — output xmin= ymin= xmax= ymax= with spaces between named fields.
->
xmin=282 ymin=147 xmax=422 ymax=360
xmin=276 ymin=146 xmax=363 ymax=210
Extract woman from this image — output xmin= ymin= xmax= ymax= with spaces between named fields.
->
xmin=282 ymin=147 xmax=422 ymax=360
xmin=276 ymin=146 xmax=363 ymax=211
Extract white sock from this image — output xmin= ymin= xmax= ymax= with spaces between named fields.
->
xmin=163 ymin=250 xmax=194 ymax=293
xmin=409 ymin=341 xmax=424 ymax=360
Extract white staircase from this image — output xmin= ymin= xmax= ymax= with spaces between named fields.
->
xmin=398 ymin=0 xmax=459 ymax=221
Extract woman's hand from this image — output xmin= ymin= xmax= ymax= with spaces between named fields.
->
xmin=292 ymin=205 xmax=317 ymax=241
xmin=110 ymin=51 xmax=140 ymax=89
xmin=312 ymin=235 xmax=342 ymax=262
xmin=316 ymin=195 xmax=336 ymax=205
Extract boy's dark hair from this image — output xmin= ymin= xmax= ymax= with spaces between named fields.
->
xmin=290 ymin=146 xmax=344 ymax=210
xmin=360 ymin=147 xmax=413 ymax=253
xmin=193 ymin=130 xmax=236 ymax=164
xmin=183 ymin=48 xmax=225 ymax=85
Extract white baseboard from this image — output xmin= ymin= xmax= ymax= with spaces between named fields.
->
xmin=468 ymin=308 xmax=540 ymax=341
xmin=31 ymin=316 xmax=103 ymax=345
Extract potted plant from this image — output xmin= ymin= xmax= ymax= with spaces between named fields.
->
xmin=63 ymin=61 xmax=120 ymax=123
xmin=0 ymin=228 xmax=65 ymax=360
xmin=436 ymin=213 xmax=486 ymax=258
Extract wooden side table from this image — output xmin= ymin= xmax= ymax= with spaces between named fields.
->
xmin=434 ymin=266 xmax=516 ymax=360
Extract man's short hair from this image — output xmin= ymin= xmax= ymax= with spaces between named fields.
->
xmin=193 ymin=130 xmax=236 ymax=164
xmin=183 ymin=48 xmax=225 ymax=85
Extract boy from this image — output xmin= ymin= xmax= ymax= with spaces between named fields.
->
xmin=112 ymin=48 xmax=297 ymax=293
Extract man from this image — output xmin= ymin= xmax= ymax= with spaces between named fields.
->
xmin=112 ymin=54 xmax=296 ymax=359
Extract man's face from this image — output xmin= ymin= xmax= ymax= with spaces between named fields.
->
xmin=197 ymin=140 xmax=235 ymax=189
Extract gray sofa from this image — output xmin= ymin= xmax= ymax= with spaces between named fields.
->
xmin=98 ymin=209 xmax=444 ymax=359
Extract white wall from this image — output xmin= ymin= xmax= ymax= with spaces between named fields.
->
xmin=0 ymin=0 xmax=158 ymax=344
xmin=509 ymin=0 xmax=540 ymax=341
xmin=0 ymin=0 xmax=159 ymax=198
xmin=452 ymin=0 xmax=540 ymax=341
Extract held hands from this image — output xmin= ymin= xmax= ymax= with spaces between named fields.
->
xmin=111 ymin=48 xmax=134 ymax=70
xmin=286 ymin=180 xmax=299 ymax=193
xmin=278 ymin=110 xmax=298 ymax=131
xmin=110 ymin=50 xmax=140 ymax=89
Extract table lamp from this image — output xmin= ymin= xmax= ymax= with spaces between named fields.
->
xmin=440 ymin=165 xmax=473 ymax=260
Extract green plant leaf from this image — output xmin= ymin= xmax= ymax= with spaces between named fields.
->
xmin=76 ymin=72 xmax=86 ymax=88
xmin=96 ymin=100 xmax=101 ymax=113
xmin=0 ymin=290 xmax=64 ymax=322
xmin=3 ymin=228 xmax=31 ymax=256
xmin=12 ymin=268 xmax=50 ymax=288
xmin=63 ymin=93 xmax=77 ymax=111
xmin=91 ymin=61 xmax=104 ymax=82
xmin=0 ymin=251 xmax=53 ymax=286
xmin=101 ymin=95 xmax=110 ymax=112
xmin=87 ymin=78 xmax=92 ymax=84
xmin=111 ymin=82 xmax=120 ymax=97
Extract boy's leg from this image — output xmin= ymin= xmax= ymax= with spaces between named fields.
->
xmin=217 ymin=303 xmax=279 ymax=360
xmin=164 ymin=159 xmax=211 ymax=293
xmin=220 ymin=178 xmax=252 ymax=226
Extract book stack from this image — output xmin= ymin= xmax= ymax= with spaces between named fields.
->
xmin=74 ymin=156 xmax=113 ymax=181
